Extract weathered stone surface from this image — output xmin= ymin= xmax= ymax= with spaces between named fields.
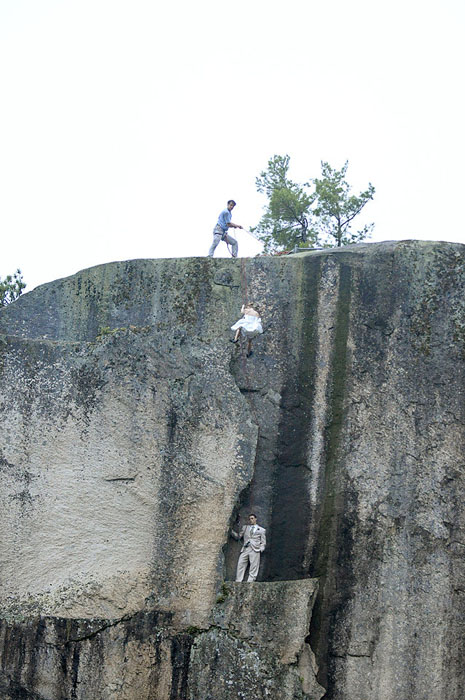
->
xmin=0 ymin=260 xmax=257 ymax=627
xmin=213 ymin=580 xmax=318 ymax=664
xmin=0 ymin=611 xmax=194 ymax=700
xmin=187 ymin=580 xmax=324 ymax=700
xmin=0 ymin=242 xmax=464 ymax=699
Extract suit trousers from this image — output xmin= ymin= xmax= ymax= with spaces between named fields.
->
xmin=236 ymin=547 xmax=261 ymax=582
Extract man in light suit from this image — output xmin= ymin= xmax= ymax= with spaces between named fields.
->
xmin=231 ymin=513 xmax=266 ymax=582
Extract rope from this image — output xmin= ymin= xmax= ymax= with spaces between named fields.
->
xmin=235 ymin=258 xmax=261 ymax=519
xmin=225 ymin=237 xmax=235 ymax=257
xmin=240 ymin=257 xmax=248 ymax=305
xmin=222 ymin=226 xmax=262 ymax=256
xmin=242 ymin=229 xmax=262 ymax=242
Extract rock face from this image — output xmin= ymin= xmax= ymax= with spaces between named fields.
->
xmin=0 ymin=241 xmax=464 ymax=699
xmin=189 ymin=580 xmax=324 ymax=700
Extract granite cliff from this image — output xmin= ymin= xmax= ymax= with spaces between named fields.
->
xmin=0 ymin=240 xmax=464 ymax=699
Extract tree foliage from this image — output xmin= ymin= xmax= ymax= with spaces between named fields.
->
xmin=252 ymin=155 xmax=317 ymax=252
xmin=253 ymin=155 xmax=375 ymax=252
xmin=312 ymin=161 xmax=375 ymax=247
xmin=0 ymin=269 xmax=26 ymax=307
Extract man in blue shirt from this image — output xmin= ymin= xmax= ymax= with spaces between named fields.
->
xmin=208 ymin=200 xmax=243 ymax=257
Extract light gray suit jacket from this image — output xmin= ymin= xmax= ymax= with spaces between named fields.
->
xmin=231 ymin=524 xmax=266 ymax=553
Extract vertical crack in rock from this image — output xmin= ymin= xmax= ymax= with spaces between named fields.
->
xmin=265 ymin=256 xmax=321 ymax=582
xmin=224 ymin=259 xmax=269 ymax=582
xmin=225 ymin=256 xmax=324 ymax=584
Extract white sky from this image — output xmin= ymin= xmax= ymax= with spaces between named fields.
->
xmin=1 ymin=0 xmax=464 ymax=292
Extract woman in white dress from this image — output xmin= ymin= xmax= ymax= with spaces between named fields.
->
xmin=231 ymin=304 xmax=263 ymax=357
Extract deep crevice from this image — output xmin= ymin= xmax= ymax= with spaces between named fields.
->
xmin=225 ymin=256 xmax=322 ymax=584
xmin=265 ymin=256 xmax=321 ymax=581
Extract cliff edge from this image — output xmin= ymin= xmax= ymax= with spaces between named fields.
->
xmin=0 ymin=240 xmax=464 ymax=699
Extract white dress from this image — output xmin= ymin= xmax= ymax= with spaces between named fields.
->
xmin=231 ymin=313 xmax=263 ymax=338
